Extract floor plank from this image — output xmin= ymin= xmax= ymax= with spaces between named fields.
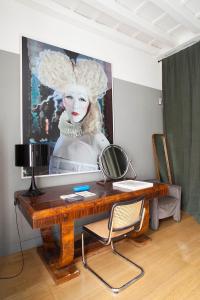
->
xmin=0 ymin=212 xmax=199 ymax=300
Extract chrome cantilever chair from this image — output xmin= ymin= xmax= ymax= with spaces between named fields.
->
xmin=82 ymin=196 xmax=146 ymax=294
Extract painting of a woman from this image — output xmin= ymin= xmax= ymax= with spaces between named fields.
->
xmin=22 ymin=37 xmax=113 ymax=175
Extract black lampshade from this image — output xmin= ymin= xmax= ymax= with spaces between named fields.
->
xmin=15 ymin=143 xmax=49 ymax=197
xmin=15 ymin=144 xmax=49 ymax=167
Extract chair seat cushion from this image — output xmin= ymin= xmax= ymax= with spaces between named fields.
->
xmin=158 ymin=196 xmax=180 ymax=219
xmin=83 ymin=218 xmax=135 ymax=242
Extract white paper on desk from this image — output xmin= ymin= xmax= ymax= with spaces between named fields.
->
xmin=75 ymin=191 xmax=96 ymax=197
xmin=112 ymin=180 xmax=153 ymax=192
xmin=60 ymin=193 xmax=81 ymax=199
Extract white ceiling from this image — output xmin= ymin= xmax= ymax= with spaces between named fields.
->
xmin=18 ymin=0 xmax=200 ymax=58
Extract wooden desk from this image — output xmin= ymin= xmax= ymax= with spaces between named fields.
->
xmin=15 ymin=181 xmax=167 ymax=284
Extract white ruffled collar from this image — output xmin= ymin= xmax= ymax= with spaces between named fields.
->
xmin=58 ymin=111 xmax=83 ymax=137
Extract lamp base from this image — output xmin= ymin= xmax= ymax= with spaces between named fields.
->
xmin=22 ymin=167 xmax=44 ymax=197
xmin=22 ymin=189 xmax=44 ymax=197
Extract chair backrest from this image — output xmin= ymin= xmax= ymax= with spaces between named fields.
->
xmin=108 ymin=196 xmax=145 ymax=232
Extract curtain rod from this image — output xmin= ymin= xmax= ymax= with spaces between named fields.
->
xmin=157 ymin=35 xmax=200 ymax=63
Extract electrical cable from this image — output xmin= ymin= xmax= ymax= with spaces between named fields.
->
xmin=0 ymin=204 xmax=24 ymax=279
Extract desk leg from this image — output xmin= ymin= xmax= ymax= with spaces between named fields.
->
xmin=38 ymin=220 xmax=80 ymax=284
xmin=38 ymin=227 xmax=58 ymax=266
xmin=58 ymin=220 xmax=75 ymax=267
xmin=40 ymin=227 xmax=56 ymax=253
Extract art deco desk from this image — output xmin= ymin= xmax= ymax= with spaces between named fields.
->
xmin=15 ymin=181 xmax=167 ymax=284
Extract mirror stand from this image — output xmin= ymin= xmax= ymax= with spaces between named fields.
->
xmin=128 ymin=160 xmax=137 ymax=180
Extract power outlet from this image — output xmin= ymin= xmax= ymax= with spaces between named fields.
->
xmin=158 ymin=97 xmax=162 ymax=105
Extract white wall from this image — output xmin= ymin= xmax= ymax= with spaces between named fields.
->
xmin=0 ymin=0 xmax=163 ymax=255
xmin=0 ymin=0 xmax=161 ymax=90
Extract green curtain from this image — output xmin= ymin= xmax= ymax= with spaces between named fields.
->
xmin=163 ymin=42 xmax=200 ymax=223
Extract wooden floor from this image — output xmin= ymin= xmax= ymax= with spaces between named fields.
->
xmin=0 ymin=213 xmax=200 ymax=300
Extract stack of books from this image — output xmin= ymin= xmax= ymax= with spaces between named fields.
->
xmin=112 ymin=180 xmax=153 ymax=192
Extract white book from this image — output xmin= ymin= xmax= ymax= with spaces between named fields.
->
xmin=112 ymin=180 xmax=153 ymax=191
xmin=75 ymin=191 xmax=96 ymax=197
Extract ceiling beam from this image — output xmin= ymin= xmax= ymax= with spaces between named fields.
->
xmin=16 ymin=0 xmax=160 ymax=55
xmin=151 ymin=0 xmax=200 ymax=33
xmin=157 ymin=34 xmax=200 ymax=61
xmin=54 ymin=0 xmax=79 ymax=11
xmin=82 ymin=0 xmax=176 ymax=47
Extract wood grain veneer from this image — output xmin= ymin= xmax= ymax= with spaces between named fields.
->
xmin=15 ymin=181 xmax=168 ymax=284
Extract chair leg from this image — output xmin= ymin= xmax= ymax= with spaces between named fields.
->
xmin=82 ymin=231 xmax=86 ymax=266
xmin=82 ymin=232 xmax=117 ymax=292
xmin=173 ymin=204 xmax=181 ymax=222
xmin=150 ymin=198 xmax=159 ymax=230
xmin=110 ymin=241 xmax=144 ymax=292
xmin=81 ymin=232 xmax=144 ymax=294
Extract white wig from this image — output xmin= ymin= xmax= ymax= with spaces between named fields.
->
xmin=34 ymin=50 xmax=75 ymax=93
xmin=75 ymin=59 xmax=108 ymax=99
xmin=34 ymin=50 xmax=108 ymax=102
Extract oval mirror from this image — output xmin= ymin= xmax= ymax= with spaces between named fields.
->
xmin=99 ymin=145 xmax=129 ymax=180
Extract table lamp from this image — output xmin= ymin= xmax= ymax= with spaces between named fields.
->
xmin=15 ymin=143 xmax=49 ymax=197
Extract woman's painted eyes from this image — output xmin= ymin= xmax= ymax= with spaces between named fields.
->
xmin=66 ymin=95 xmax=73 ymax=100
xmin=65 ymin=95 xmax=87 ymax=102
xmin=79 ymin=97 xmax=87 ymax=102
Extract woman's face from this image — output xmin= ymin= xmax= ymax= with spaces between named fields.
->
xmin=63 ymin=85 xmax=90 ymax=123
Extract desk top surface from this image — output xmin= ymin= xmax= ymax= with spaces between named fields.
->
xmin=15 ymin=181 xmax=168 ymax=228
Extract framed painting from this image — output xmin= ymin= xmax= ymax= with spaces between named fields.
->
xmin=21 ymin=36 xmax=113 ymax=177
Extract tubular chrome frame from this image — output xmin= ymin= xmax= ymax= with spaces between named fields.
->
xmin=81 ymin=201 xmax=145 ymax=294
